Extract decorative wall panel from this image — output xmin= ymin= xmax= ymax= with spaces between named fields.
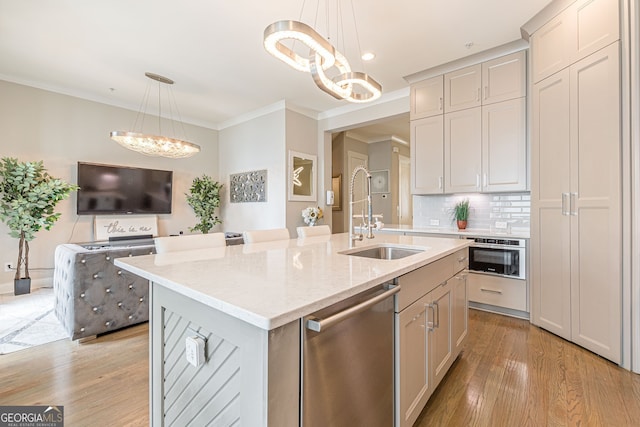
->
xmin=230 ymin=170 xmax=267 ymax=203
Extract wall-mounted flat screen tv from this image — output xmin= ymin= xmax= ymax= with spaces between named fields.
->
xmin=77 ymin=162 xmax=173 ymax=215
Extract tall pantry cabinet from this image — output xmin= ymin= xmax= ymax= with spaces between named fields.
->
xmin=530 ymin=0 xmax=621 ymax=363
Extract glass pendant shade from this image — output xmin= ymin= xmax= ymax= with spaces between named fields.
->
xmin=110 ymin=72 xmax=200 ymax=159
xmin=110 ymin=131 xmax=200 ymax=159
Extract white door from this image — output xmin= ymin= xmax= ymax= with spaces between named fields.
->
xmin=531 ymin=68 xmax=572 ymax=340
xmin=347 ymin=151 xmax=368 ymax=229
xmin=398 ymin=155 xmax=412 ymax=226
xmin=569 ymin=43 xmax=621 ymax=363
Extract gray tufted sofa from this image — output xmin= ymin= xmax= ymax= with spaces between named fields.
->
xmin=53 ymin=242 xmax=155 ymax=340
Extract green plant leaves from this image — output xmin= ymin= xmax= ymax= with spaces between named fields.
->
xmin=185 ymin=175 xmax=223 ymax=234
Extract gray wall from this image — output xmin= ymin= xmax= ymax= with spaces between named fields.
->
xmin=0 ymin=80 xmax=218 ymax=292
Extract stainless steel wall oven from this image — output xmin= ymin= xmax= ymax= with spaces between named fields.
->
xmin=466 ymin=237 xmax=526 ymax=280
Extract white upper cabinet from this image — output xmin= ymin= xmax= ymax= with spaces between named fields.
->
xmin=410 ymin=75 xmax=444 ymax=120
xmin=482 ymin=98 xmax=527 ymax=192
xmin=411 ymin=50 xmax=528 ymax=195
xmin=444 ymin=64 xmax=481 ymax=113
xmin=531 ymin=0 xmax=619 ymax=83
xmin=444 ymin=108 xmax=482 ymax=193
xmin=481 ymin=51 xmax=526 ymax=105
xmin=411 ymin=115 xmax=444 ymax=194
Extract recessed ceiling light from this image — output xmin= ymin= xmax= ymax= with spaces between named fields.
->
xmin=361 ymin=52 xmax=376 ymax=61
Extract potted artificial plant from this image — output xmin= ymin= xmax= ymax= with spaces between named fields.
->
xmin=186 ymin=175 xmax=223 ymax=234
xmin=451 ymin=198 xmax=470 ymax=230
xmin=0 ymin=158 xmax=78 ymax=295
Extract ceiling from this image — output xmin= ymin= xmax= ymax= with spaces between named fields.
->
xmin=0 ymin=0 xmax=551 ymax=131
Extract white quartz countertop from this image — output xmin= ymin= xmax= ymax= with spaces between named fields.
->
xmin=373 ymin=224 xmax=530 ymax=239
xmin=115 ymin=233 xmax=471 ymax=330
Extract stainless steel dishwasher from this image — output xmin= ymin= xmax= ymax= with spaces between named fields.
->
xmin=302 ymin=282 xmax=400 ymax=427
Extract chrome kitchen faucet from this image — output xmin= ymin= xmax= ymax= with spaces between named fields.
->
xmin=349 ymin=166 xmax=377 ymax=247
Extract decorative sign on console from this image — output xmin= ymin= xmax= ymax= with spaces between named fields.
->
xmin=94 ymin=215 xmax=159 ymax=241
xmin=230 ymin=169 xmax=267 ymax=203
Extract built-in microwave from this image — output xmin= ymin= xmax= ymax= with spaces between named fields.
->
xmin=466 ymin=237 xmax=526 ymax=280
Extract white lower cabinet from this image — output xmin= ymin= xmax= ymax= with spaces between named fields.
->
xmin=396 ymin=250 xmax=468 ymax=427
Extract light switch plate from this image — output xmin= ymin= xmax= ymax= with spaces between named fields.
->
xmin=430 ymin=219 xmax=440 ymax=226
xmin=185 ymin=336 xmax=206 ymax=367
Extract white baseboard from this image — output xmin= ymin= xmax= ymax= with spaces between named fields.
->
xmin=0 ymin=277 xmax=52 ymax=296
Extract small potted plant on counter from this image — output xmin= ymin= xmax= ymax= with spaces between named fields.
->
xmin=451 ymin=198 xmax=470 ymax=230
xmin=186 ymin=175 xmax=223 ymax=234
xmin=0 ymin=157 xmax=78 ymax=295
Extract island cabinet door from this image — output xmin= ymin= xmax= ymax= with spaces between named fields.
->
xmin=428 ymin=280 xmax=453 ymax=391
xmin=452 ymin=272 xmax=469 ymax=356
xmin=397 ymin=294 xmax=431 ymax=427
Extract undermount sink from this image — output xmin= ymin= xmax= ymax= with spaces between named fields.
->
xmin=340 ymin=245 xmax=425 ymax=260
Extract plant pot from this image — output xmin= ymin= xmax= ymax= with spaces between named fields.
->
xmin=14 ymin=277 xmax=31 ymax=295
xmin=456 ymin=220 xmax=468 ymax=230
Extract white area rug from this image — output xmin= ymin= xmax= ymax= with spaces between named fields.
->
xmin=0 ymin=287 xmax=69 ymax=354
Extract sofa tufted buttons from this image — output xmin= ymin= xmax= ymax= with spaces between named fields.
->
xmin=93 ymin=273 xmax=99 ymax=279
xmin=106 ymin=256 xmax=111 ymax=261
xmin=80 ymin=327 xmax=85 ymax=332
xmin=128 ymin=253 xmax=133 ymax=257
xmin=80 ymin=293 xmax=85 ymax=298
xmin=92 ymin=307 xmax=98 ymax=312
xmin=105 ymin=321 xmax=110 ymax=327
xmin=117 ymin=302 xmax=123 ymax=307
xmin=128 ymin=315 xmax=133 ymax=320
xmin=139 ymin=297 xmax=144 ymax=302
xmin=81 ymin=259 xmax=86 ymax=264
xmin=129 ymin=284 xmax=134 ymax=290
xmin=106 ymin=288 xmax=111 ymax=293
xmin=117 ymin=270 xmax=122 ymax=275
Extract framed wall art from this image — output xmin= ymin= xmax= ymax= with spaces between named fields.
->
xmin=332 ymin=174 xmax=342 ymax=211
xmin=288 ymin=150 xmax=317 ymax=202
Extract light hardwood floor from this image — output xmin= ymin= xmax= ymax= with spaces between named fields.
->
xmin=1 ymin=310 xmax=639 ymax=426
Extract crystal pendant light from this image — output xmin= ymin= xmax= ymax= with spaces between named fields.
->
xmin=110 ymin=73 xmax=201 ymax=159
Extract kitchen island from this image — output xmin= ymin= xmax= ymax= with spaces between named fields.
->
xmin=115 ymin=233 xmax=471 ymax=426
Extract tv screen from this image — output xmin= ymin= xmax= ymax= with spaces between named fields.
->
xmin=77 ymin=162 xmax=173 ymax=215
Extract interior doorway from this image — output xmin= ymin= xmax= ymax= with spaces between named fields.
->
xmin=330 ymin=114 xmax=410 ymax=231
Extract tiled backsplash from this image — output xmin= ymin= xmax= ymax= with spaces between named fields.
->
xmin=413 ymin=192 xmax=531 ymax=233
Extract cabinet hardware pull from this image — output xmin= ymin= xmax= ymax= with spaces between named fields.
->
xmin=438 ymin=176 xmax=443 ymax=190
xmin=480 ymin=287 xmax=503 ymax=294
xmin=439 ymin=97 xmax=443 ymax=111
xmin=434 ymin=302 xmax=440 ymax=328
xmin=306 ymin=285 xmax=401 ymax=332
xmin=476 ymin=174 xmax=480 ymax=189
xmin=425 ymin=303 xmax=435 ymax=331
xmin=477 ymin=88 xmax=480 ymax=101
xmin=484 ymin=86 xmax=488 ymax=100
xmin=570 ymin=192 xmax=578 ymax=216
xmin=561 ymin=193 xmax=570 ymax=216
xmin=457 ymin=256 xmax=468 ymax=262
